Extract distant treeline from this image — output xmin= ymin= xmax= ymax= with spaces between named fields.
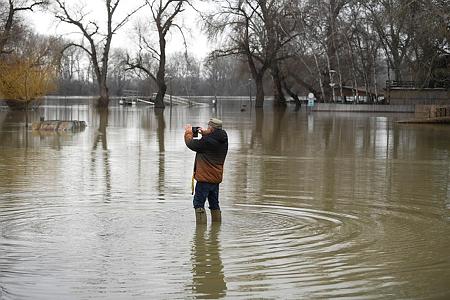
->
xmin=0 ymin=0 xmax=448 ymax=109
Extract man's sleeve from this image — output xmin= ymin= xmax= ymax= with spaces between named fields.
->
xmin=184 ymin=131 xmax=207 ymax=152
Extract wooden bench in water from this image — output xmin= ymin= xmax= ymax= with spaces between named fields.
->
xmin=32 ymin=120 xmax=87 ymax=131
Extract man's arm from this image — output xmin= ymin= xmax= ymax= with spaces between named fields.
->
xmin=184 ymin=124 xmax=207 ymax=152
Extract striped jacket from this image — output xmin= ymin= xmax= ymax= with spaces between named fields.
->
xmin=185 ymin=128 xmax=228 ymax=183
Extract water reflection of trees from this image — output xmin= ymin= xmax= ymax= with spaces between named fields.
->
xmin=190 ymin=224 xmax=227 ymax=299
xmin=155 ymin=108 xmax=166 ymax=200
xmin=91 ymin=109 xmax=112 ymax=202
xmin=235 ymin=109 xmax=448 ymax=209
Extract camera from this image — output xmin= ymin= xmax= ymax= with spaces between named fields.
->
xmin=192 ymin=126 xmax=201 ymax=137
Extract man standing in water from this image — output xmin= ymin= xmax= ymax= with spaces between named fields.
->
xmin=184 ymin=118 xmax=228 ymax=223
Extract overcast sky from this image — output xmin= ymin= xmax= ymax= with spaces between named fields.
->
xmin=25 ymin=1 xmax=210 ymax=58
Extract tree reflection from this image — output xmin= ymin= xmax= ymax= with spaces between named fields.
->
xmin=270 ymin=106 xmax=286 ymax=153
xmin=0 ymin=111 xmax=37 ymax=149
xmin=91 ymin=108 xmax=111 ymax=202
xmin=190 ymin=223 xmax=227 ymax=299
xmin=155 ymin=108 xmax=165 ymax=199
xmin=249 ymin=107 xmax=264 ymax=149
xmin=92 ymin=108 xmax=109 ymax=151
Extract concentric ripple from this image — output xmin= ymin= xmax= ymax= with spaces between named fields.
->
xmin=214 ymin=203 xmax=450 ymax=299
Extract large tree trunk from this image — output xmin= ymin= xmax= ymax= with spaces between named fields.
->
xmin=254 ymin=73 xmax=265 ymax=108
xmin=55 ymin=0 xmax=141 ymax=110
xmin=247 ymin=52 xmax=266 ymax=108
xmin=154 ymin=84 xmax=166 ymax=108
xmin=154 ymin=71 xmax=167 ymax=108
xmin=271 ymin=63 xmax=286 ymax=107
xmin=97 ymin=80 xmax=109 ymax=108
xmin=282 ymin=79 xmax=301 ymax=107
xmin=154 ymin=39 xmax=167 ymax=108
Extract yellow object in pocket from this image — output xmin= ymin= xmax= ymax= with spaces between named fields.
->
xmin=191 ymin=175 xmax=195 ymax=195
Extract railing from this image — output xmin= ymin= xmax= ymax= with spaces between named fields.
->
xmin=386 ymin=80 xmax=418 ymax=88
xmin=435 ymin=106 xmax=449 ymax=117
xmin=386 ymin=80 xmax=449 ymax=89
xmin=122 ymin=89 xmax=139 ymax=96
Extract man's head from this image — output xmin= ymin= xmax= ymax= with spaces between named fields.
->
xmin=208 ymin=118 xmax=222 ymax=129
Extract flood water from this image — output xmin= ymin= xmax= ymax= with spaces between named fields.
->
xmin=1 ymin=101 xmax=450 ymax=299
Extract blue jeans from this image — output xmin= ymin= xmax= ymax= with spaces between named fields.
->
xmin=193 ymin=182 xmax=220 ymax=210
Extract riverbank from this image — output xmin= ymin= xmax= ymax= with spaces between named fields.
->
xmin=311 ymin=103 xmax=415 ymax=113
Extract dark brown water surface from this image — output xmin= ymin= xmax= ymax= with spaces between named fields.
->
xmin=1 ymin=101 xmax=450 ymax=299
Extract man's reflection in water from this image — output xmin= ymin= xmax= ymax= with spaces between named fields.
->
xmin=191 ymin=223 xmax=227 ymax=299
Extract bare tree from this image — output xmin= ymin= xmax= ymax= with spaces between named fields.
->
xmin=362 ymin=0 xmax=415 ymax=82
xmin=0 ymin=0 xmax=48 ymax=54
xmin=257 ymin=0 xmax=301 ymax=107
xmin=203 ymin=0 xmax=299 ymax=107
xmin=54 ymin=0 xmax=143 ymax=108
xmin=298 ymin=0 xmax=350 ymax=102
xmin=203 ymin=0 xmax=269 ymax=107
xmin=126 ymin=0 xmax=187 ymax=108
xmin=406 ymin=0 xmax=449 ymax=87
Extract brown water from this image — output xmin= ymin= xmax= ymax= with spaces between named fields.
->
xmin=1 ymin=101 xmax=450 ymax=299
